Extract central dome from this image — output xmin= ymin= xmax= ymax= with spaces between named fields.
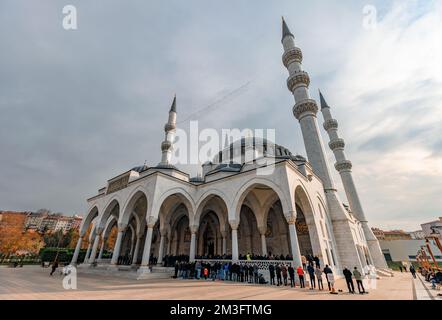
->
xmin=213 ymin=136 xmax=304 ymax=164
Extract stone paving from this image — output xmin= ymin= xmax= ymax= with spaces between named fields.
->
xmin=0 ymin=266 xmax=415 ymax=300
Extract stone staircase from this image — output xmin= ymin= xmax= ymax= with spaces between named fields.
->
xmin=376 ymin=268 xmax=394 ymax=277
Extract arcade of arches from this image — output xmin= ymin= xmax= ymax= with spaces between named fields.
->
xmin=74 ymin=185 xmax=334 ymax=271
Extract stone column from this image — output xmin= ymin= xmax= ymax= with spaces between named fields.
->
xmin=157 ymin=231 xmax=166 ymax=265
xmin=70 ymin=235 xmax=83 ymax=265
xmin=84 ymin=242 xmax=92 ymax=264
xmin=140 ymin=218 xmax=156 ymax=268
xmin=189 ymin=225 xmax=198 ymax=262
xmin=286 ymin=212 xmax=302 ymax=268
xmin=98 ymin=237 xmax=106 ymax=260
xmin=89 ymin=230 xmax=102 ymax=264
xmin=259 ymin=226 xmax=268 ymax=256
xmin=230 ymin=220 xmax=239 ymax=262
xmin=221 ymin=231 xmax=227 ymax=255
xmin=111 ymin=223 xmax=127 ymax=265
xmin=131 ymin=235 xmax=142 ymax=266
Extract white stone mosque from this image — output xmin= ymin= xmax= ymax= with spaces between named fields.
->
xmin=71 ymin=18 xmax=390 ymax=278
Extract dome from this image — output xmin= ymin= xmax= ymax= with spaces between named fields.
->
xmin=214 ymin=137 xmax=304 ymax=164
xmin=131 ymin=165 xmax=149 ymax=173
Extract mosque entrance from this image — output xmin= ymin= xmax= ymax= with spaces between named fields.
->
xmin=296 ymin=204 xmax=313 ymax=256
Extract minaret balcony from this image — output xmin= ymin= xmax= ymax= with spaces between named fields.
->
xmin=329 ymin=138 xmax=345 ymax=150
xmin=292 ymin=99 xmax=318 ymax=120
xmin=161 ymin=141 xmax=172 ymax=151
xmin=287 ymin=71 xmax=310 ymax=92
xmin=282 ymin=47 xmax=303 ymax=67
xmin=335 ymin=160 xmax=353 ymax=172
xmin=164 ymin=123 xmax=176 ymax=132
xmin=323 ymin=119 xmax=338 ymax=131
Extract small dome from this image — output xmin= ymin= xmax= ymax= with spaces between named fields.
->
xmin=131 ymin=165 xmax=149 ymax=173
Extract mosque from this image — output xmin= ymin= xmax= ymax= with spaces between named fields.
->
xmin=71 ymin=18 xmax=390 ymax=278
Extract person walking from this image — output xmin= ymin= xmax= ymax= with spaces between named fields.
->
xmin=343 ymin=267 xmax=355 ymax=294
xmin=353 ymin=267 xmax=366 ymax=294
xmin=301 ymin=255 xmax=307 ymax=270
xmin=410 ymin=265 xmax=417 ymax=279
xmin=269 ymin=263 xmax=276 ymax=285
xmin=282 ymin=264 xmax=288 ymax=286
xmin=297 ymin=266 xmax=305 ymax=288
xmin=307 ymin=264 xmax=316 ymax=289
xmin=288 ymin=265 xmax=295 ymax=288
xmin=315 ymin=266 xmax=324 ymax=290
xmin=50 ymin=260 xmax=59 ymax=276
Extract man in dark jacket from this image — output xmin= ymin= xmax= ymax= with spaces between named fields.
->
xmin=275 ymin=264 xmax=282 ymax=286
xmin=288 ymin=265 xmax=295 ymax=287
xmin=343 ymin=267 xmax=355 ymax=293
xmin=269 ymin=264 xmax=276 ymax=285
xmin=323 ymin=265 xmax=333 ymax=290
xmin=307 ymin=264 xmax=316 ymax=289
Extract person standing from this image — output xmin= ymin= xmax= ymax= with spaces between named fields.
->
xmin=343 ymin=267 xmax=355 ymax=294
xmin=288 ymin=265 xmax=295 ymax=288
xmin=282 ymin=264 xmax=288 ymax=286
xmin=315 ymin=266 xmax=324 ymax=290
xmin=327 ymin=271 xmax=337 ymax=294
xmin=323 ymin=265 xmax=333 ymax=291
xmin=301 ymin=255 xmax=307 ymax=270
xmin=276 ymin=264 xmax=282 ymax=286
xmin=314 ymin=256 xmax=320 ymax=268
xmin=353 ymin=267 xmax=366 ymax=294
xmin=269 ymin=263 xmax=276 ymax=285
xmin=307 ymin=264 xmax=316 ymax=289
xmin=297 ymin=266 xmax=305 ymax=288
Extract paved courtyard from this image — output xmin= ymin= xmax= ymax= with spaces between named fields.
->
xmin=0 ymin=266 xmax=420 ymax=300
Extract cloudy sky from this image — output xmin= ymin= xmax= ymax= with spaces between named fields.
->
xmin=0 ymin=0 xmax=441 ymax=231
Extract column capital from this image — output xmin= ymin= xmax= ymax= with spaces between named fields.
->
xmin=189 ymin=224 xmax=199 ymax=234
xmin=284 ymin=211 xmax=297 ymax=225
xmin=95 ymin=227 xmax=104 ymax=235
xmin=229 ymin=219 xmax=239 ymax=230
xmin=258 ymin=225 xmax=267 ymax=236
xmin=146 ymin=215 xmax=157 ymax=228
xmin=221 ymin=230 xmax=228 ymax=238
xmin=117 ymin=223 xmax=128 ymax=232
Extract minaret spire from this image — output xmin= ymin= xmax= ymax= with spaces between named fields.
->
xmin=281 ymin=17 xmax=373 ymax=272
xmin=320 ymin=90 xmax=388 ymax=269
xmin=158 ymin=95 xmax=177 ymax=168
xmin=281 ymin=16 xmax=294 ymax=42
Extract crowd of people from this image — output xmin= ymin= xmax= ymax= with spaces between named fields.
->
xmin=170 ymin=254 xmax=370 ymax=295
xmin=419 ymin=266 xmax=442 ymax=290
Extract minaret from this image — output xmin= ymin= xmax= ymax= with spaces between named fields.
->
xmin=319 ymin=91 xmax=388 ymax=269
xmin=281 ymin=17 xmax=365 ymax=271
xmin=158 ymin=95 xmax=177 ymax=167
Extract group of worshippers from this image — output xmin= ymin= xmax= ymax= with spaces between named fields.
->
xmin=173 ymin=260 xmax=267 ymax=284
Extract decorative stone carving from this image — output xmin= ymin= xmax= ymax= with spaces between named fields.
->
xmin=117 ymin=223 xmax=128 ymax=233
xmin=189 ymin=224 xmax=199 ymax=234
xmin=323 ymin=119 xmax=338 ymax=131
xmin=287 ymin=71 xmax=310 ymax=91
xmin=146 ymin=215 xmax=157 ymax=228
xmin=164 ymin=123 xmax=176 ymax=132
xmin=335 ymin=160 xmax=353 ymax=172
xmin=229 ymin=220 xmax=239 ymax=230
xmin=328 ymin=138 xmax=345 ymax=150
xmin=95 ymin=227 xmax=104 ymax=235
xmin=106 ymin=173 xmax=130 ymax=195
xmin=293 ymin=99 xmax=318 ymax=120
xmin=161 ymin=140 xmax=172 ymax=151
xmin=284 ymin=213 xmax=296 ymax=225
xmin=282 ymin=47 xmax=303 ymax=67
